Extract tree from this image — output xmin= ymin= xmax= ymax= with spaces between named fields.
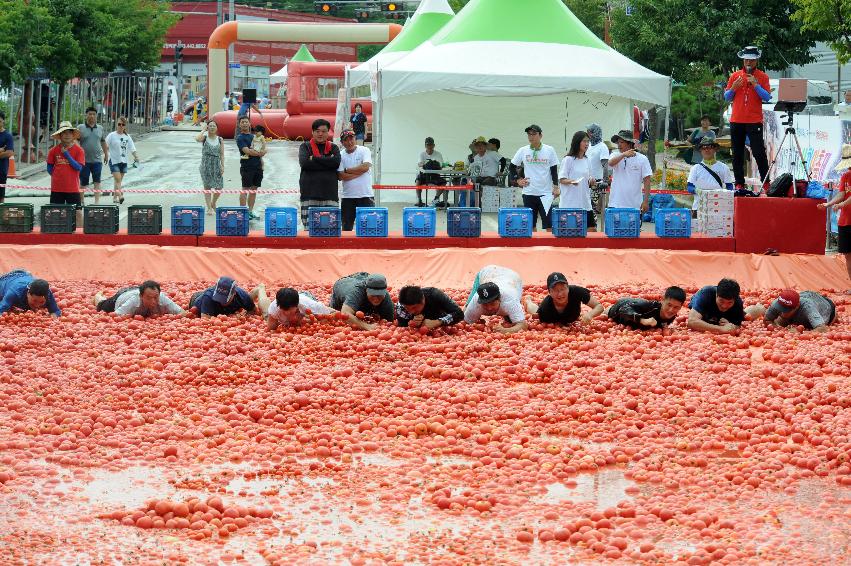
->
xmin=792 ymin=0 xmax=851 ymax=64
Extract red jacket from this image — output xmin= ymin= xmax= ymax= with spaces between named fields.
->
xmin=726 ymin=68 xmax=770 ymax=124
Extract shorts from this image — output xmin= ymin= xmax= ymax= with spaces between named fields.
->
xmin=79 ymin=162 xmax=103 ymax=186
xmin=109 ymin=161 xmax=128 ymax=174
xmin=586 ymin=209 xmax=597 ymax=228
xmin=355 ymin=132 xmax=365 ymax=141
xmin=240 ymin=165 xmax=263 ymax=188
xmin=838 ymin=225 xmax=851 ymax=254
xmin=49 ymin=191 xmax=82 ymax=208
xmin=0 ymin=172 xmax=6 ymax=200
xmin=96 ymin=286 xmax=135 ymax=313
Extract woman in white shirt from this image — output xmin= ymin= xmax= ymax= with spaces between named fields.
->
xmin=195 ymin=120 xmax=225 ymax=215
xmin=555 ymin=131 xmax=596 ymax=231
xmin=104 ymin=117 xmax=139 ymax=204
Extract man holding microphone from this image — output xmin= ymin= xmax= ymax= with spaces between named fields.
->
xmin=725 ymin=46 xmax=772 ymax=192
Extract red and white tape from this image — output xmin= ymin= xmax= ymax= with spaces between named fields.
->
xmin=0 ymin=183 xmax=475 ymax=195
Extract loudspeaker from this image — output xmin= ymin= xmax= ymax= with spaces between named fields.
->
xmin=242 ymin=88 xmax=257 ymax=104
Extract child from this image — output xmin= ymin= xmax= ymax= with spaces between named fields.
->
xmin=242 ymin=125 xmax=267 ymax=170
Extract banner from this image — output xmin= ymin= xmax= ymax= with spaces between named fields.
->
xmin=762 ymin=111 xmax=844 ymax=182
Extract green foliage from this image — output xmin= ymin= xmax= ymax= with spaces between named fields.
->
xmin=670 ymin=66 xmax=725 ymax=126
xmin=0 ymin=0 xmax=177 ymax=86
xmin=610 ymin=0 xmax=818 ymax=80
xmin=792 ymin=0 xmax=851 ymax=64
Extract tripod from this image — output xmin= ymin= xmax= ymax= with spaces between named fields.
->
xmin=763 ymin=102 xmax=811 ymax=188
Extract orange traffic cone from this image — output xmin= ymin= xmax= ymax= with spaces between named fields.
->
xmin=7 ymin=155 xmax=16 ymax=178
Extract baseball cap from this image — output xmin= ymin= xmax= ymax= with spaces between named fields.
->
xmin=211 ymin=276 xmax=236 ymax=305
xmin=477 ymin=282 xmax=500 ymax=304
xmin=341 ymin=129 xmax=356 ymax=140
xmin=525 ymin=124 xmax=542 ymax=134
xmin=366 ymin=274 xmax=388 ymax=297
xmin=546 ymin=272 xmax=568 ymax=289
xmin=776 ymin=289 xmax=800 ymax=312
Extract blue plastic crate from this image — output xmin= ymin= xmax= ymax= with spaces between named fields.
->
xmin=551 ymin=208 xmax=588 ymax=238
xmin=171 ymin=206 xmax=205 ymax=236
xmin=355 ymin=207 xmax=389 ymax=237
xmin=215 ymin=206 xmax=250 ymax=236
xmin=446 ymin=207 xmax=481 ymax=238
xmin=654 ymin=208 xmax=692 ymax=238
xmin=604 ymin=208 xmax=641 ymax=238
xmin=402 ymin=207 xmax=436 ymax=237
xmin=308 ymin=206 xmax=342 ymax=237
xmin=643 ymin=193 xmax=675 ymax=222
xmin=498 ymin=207 xmax=533 ymax=238
xmin=264 ymin=207 xmax=298 ymax=237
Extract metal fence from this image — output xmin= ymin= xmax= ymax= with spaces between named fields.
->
xmin=1 ymin=72 xmax=167 ymax=167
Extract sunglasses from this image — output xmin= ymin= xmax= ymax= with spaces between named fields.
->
xmin=117 ymin=123 xmax=126 ymax=126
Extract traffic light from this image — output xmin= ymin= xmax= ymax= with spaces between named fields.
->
xmin=175 ymin=43 xmax=184 ymax=62
xmin=314 ymin=2 xmax=337 ymax=15
xmin=382 ymin=3 xmax=402 ymax=19
xmin=172 ymin=62 xmax=179 ymax=75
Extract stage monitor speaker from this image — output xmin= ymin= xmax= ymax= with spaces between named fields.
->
xmin=242 ymin=88 xmax=257 ymax=104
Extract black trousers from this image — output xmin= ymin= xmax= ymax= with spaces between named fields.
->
xmin=521 ymin=194 xmax=552 ymax=230
xmin=730 ymin=122 xmax=769 ymax=186
xmin=341 ymin=196 xmax=376 ymax=231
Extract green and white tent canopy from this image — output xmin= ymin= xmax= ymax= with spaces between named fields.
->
xmin=348 ymin=0 xmax=454 ymax=88
xmin=270 ymin=44 xmax=317 ymax=84
xmin=372 ymin=0 xmax=670 ymax=187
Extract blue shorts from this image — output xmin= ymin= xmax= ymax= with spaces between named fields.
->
xmin=355 ymin=132 xmax=365 ymax=141
xmin=109 ymin=161 xmax=128 ymax=174
xmin=79 ymin=162 xmax=102 ymax=186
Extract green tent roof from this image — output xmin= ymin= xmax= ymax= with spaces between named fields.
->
xmin=291 ymin=44 xmax=317 ymax=62
xmin=370 ymin=0 xmax=454 ymax=58
xmin=431 ymin=0 xmax=608 ymax=50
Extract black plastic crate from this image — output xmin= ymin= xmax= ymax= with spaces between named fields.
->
xmin=83 ymin=205 xmax=120 ymax=234
xmin=0 ymin=203 xmax=34 ymax=233
xmin=40 ymin=204 xmax=77 ymax=233
xmin=127 ymin=205 xmax=162 ymax=235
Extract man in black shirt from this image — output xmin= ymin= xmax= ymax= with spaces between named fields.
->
xmin=396 ymin=285 xmax=464 ymax=330
xmin=687 ymin=278 xmax=764 ymax=334
xmin=298 ymin=118 xmax=342 ymax=227
xmin=605 ymin=286 xmax=686 ymax=329
xmin=329 ymin=272 xmax=394 ymax=330
xmin=524 ymin=272 xmax=603 ymax=325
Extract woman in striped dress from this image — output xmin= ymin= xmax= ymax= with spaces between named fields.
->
xmin=196 ymin=120 xmax=225 ymax=215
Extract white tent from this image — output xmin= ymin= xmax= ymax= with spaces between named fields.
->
xmin=372 ymin=0 xmax=670 ymax=189
xmin=348 ymin=0 xmax=454 ymax=89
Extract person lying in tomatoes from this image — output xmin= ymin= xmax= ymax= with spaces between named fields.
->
xmin=328 ymin=273 xmax=394 ymax=331
xmin=763 ymin=289 xmax=836 ymax=333
xmin=266 ymin=287 xmax=339 ymax=330
xmin=92 ymin=280 xmax=184 ymax=318
xmin=604 ymin=286 xmax=686 ymax=330
xmin=687 ymin=278 xmax=764 ymax=335
xmin=0 ymin=269 xmax=61 ymax=318
xmin=188 ymin=276 xmax=268 ymax=318
xmin=396 ymin=285 xmax=463 ymax=331
xmin=463 ymin=265 xmax=528 ymax=334
xmin=524 ymin=272 xmax=604 ymax=326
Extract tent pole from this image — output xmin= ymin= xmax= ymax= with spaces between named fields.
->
xmin=660 ymin=76 xmax=673 ymax=190
xmin=374 ymin=70 xmax=382 ymax=198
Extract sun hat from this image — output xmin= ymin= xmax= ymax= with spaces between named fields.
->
xmin=365 ymin=274 xmax=388 ymax=297
xmin=776 ymin=289 xmax=800 ymax=312
xmin=610 ymin=130 xmax=637 ymax=145
xmin=211 ymin=276 xmax=236 ymax=305
xmin=340 ymin=129 xmax=356 ymax=140
xmin=474 ymin=136 xmax=487 ymax=144
xmin=51 ymin=121 xmax=80 ymax=140
xmin=737 ymin=46 xmax=762 ymax=60
xmin=477 ymin=282 xmax=500 ymax=304
xmin=698 ymin=135 xmax=719 ymax=149
xmin=834 ymin=144 xmax=851 ymax=172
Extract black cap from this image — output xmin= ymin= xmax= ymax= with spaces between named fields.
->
xmin=525 ymin=124 xmax=542 ymax=134
xmin=546 ymin=272 xmax=568 ymax=289
xmin=477 ymin=282 xmax=500 ymax=304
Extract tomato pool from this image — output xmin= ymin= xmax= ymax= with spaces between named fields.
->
xmin=1 ymin=279 xmax=849 ymax=565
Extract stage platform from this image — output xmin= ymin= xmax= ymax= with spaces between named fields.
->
xmin=0 ymin=230 xmax=737 ymax=252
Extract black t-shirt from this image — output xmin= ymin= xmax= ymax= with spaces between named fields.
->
xmin=608 ymin=298 xmax=673 ymax=329
xmin=396 ymin=287 xmax=463 ymax=327
xmin=537 ymin=285 xmax=591 ymax=325
xmin=688 ymin=285 xmax=745 ymax=325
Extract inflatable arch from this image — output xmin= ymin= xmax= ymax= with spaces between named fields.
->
xmin=207 ymin=21 xmax=402 ymax=107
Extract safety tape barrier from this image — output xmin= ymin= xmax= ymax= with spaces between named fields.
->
xmin=0 ymin=183 xmax=475 ymax=195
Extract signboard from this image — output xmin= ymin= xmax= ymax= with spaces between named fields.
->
xmin=229 ymin=62 xmax=242 ymax=69
xmin=762 ymin=111 xmax=844 ymax=182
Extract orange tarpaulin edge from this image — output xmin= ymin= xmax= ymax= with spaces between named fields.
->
xmin=0 ymin=245 xmax=846 ymax=291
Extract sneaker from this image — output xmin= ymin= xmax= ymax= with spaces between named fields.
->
xmin=416 ymin=201 xmax=426 ymax=207
xmin=248 ymin=211 xmax=259 ymax=220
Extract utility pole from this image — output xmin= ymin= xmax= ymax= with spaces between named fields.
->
xmin=228 ymin=0 xmax=235 ymax=94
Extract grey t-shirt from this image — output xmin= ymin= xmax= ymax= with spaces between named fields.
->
xmin=765 ymin=291 xmax=835 ymax=330
xmin=418 ymin=150 xmax=443 ymax=167
xmin=77 ymin=123 xmax=106 ymax=162
xmin=330 ymin=273 xmax=394 ymax=321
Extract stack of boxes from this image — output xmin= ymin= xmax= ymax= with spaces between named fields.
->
xmin=480 ymin=185 xmax=517 ymax=213
xmin=695 ymin=189 xmax=734 ymax=237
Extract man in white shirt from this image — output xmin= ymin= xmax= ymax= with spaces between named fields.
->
xmin=608 ymin=130 xmax=653 ymax=212
xmin=510 ymin=124 xmax=560 ymax=231
xmin=337 ymin=129 xmax=374 ymax=231
xmin=416 ymin=136 xmax=446 ymax=207
xmin=686 ymin=137 xmax=734 ymax=209
xmin=93 ymin=280 xmax=185 ymax=318
xmin=266 ymin=287 xmax=336 ymax=330
xmin=463 ymin=265 xmax=528 ymax=334
xmin=585 ymin=123 xmax=610 ymax=182
xmin=469 ymin=136 xmax=501 ymax=184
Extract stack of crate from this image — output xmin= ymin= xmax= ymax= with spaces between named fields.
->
xmin=480 ymin=185 xmax=517 ymax=213
xmin=695 ymin=189 xmax=734 ymax=237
